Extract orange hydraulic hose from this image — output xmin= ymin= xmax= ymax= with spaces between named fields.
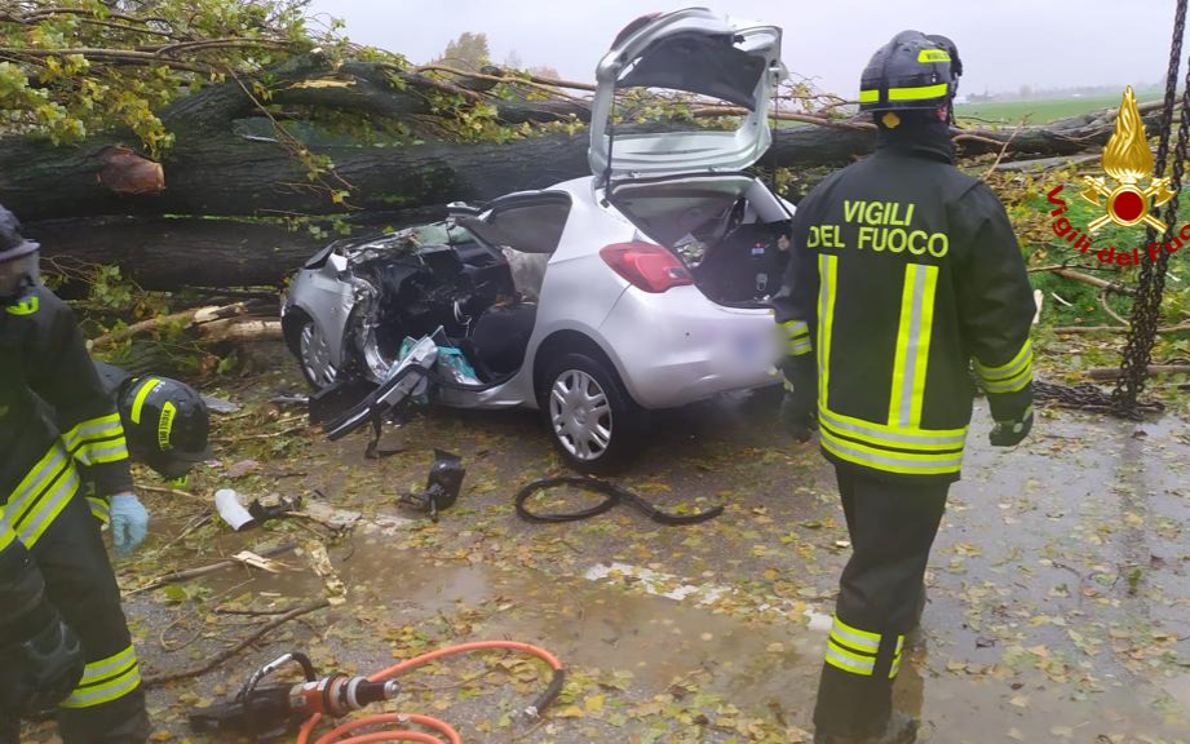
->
xmin=314 ymin=714 xmax=460 ymax=744
xmin=296 ymin=640 xmax=565 ymax=744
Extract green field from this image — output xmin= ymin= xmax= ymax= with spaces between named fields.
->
xmin=954 ymin=88 xmax=1164 ymax=124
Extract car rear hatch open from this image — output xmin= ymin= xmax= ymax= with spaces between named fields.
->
xmin=591 ymin=9 xmax=791 ymax=308
xmin=588 ymin=7 xmax=786 ymax=182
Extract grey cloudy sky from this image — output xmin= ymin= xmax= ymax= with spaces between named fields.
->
xmin=307 ymin=0 xmax=1175 ymax=96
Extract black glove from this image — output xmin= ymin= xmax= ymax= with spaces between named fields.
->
xmin=989 ymin=406 xmax=1033 ymax=447
xmin=0 ymin=545 xmax=85 ymax=716
xmin=779 ymin=356 xmax=817 ymax=443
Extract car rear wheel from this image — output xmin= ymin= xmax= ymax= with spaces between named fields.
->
xmin=542 ymin=352 xmax=642 ymax=474
xmin=297 ymin=317 xmax=338 ymax=389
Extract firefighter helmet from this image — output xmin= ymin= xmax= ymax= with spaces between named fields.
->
xmin=117 ymin=376 xmax=212 ymax=479
xmin=0 ymin=204 xmax=40 ymax=303
xmin=859 ymin=30 xmax=961 ymax=113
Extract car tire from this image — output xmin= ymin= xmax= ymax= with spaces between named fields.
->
xmin=541 ymin=352 xmax=643 ymax=474
xmin=289 ymin=312 xmax=338 ymax=390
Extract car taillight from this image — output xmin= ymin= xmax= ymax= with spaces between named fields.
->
xmin=599 ymin=242 xmax=694 ymax=293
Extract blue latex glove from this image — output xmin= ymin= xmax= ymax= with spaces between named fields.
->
xmin=109 ymin=492 xmax=149 ymax=556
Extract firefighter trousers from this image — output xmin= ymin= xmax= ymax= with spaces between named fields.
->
xmin=812 ymin=467 xmax=948 ymax=739
xmin=0 ymin=494 xmax=148 ymax=744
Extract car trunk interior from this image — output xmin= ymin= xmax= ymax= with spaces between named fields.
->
xmin=608 ymin=174 xmax=792 ymax=307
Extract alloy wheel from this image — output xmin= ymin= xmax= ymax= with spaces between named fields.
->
xmin=299 ymin=320 xmax=337 ymax=388
xmin=549 ymin=369 xmax=613 ymax=461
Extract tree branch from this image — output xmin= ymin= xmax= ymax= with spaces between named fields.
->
xmin=142 ymin=599 xmax=330 ymax=687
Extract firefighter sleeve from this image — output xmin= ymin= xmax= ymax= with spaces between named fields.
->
xmin=772 ymin=200 xmax=820 ymax=402
xmin=773 ymin=201 xmax=820 ymax=348
xmin=26 ymin=289 xmax=133 ymax=506
xmin=952 ymin=183 xmax=1035 ymax=421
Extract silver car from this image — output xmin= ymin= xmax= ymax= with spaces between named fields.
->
xmin=282 ymin=8 xmax=793 ymax=472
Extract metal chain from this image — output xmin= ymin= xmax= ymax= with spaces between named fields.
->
xmin=1110 ymin=0 xmax=1189 ymax=417
xmin=1035 ymin=381 xmax=1163 ymax=415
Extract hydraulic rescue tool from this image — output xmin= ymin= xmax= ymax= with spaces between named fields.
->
xmin=189 ymin=652 xmax=399 ymax=739
xmin=189 ymin=641 xmax=565 ymax=743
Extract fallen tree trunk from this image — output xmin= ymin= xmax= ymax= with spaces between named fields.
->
xmin=31 ymin=210 xmax=443 ymax=289
xmin=2 ymin=60 xmax=1141 ymax=225
xmin=11 ymin=114 xmax=1117 ymax=224
xmin=0 ymin=52 xmax=1153 ymax=288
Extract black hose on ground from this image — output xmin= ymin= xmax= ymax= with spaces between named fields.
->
xmin=514 ymin=476 xmax=724 ymax=525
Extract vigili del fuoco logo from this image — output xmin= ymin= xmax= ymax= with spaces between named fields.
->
xmin=1045 ymin=85 xmax=1186 ymax=267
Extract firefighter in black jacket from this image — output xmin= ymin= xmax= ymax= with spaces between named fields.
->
xmin=773 ymin=33 xmax=1035 ymax=743
xmin=0 ymin=206 xmax=150 ymax=743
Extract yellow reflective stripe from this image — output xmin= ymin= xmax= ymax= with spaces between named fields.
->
xmin=983 ymin=371 xmax=1031 ymax=393
xmin=817 ymin=254 xmax=838 ymax=406
xmin=888 ymin=266 xmax=917 ymax=427
xmin=79 ymin=647 xmax=136 ymax=685
xmin=5 ymin=296 xmax=39 ymax=316
xmin=888 ymin=264 xmax=938 ymax=429
xmin=917 ymin=49 xmax=951 ymax=63
xmin=157 ymin=400 xmax=176 ymax=449
xmin=4 ymin=444 xmax=73 ymax=545
xmin=886 ymin=83 xmax=950 ymax=101
xmin=974 ymin=338 xmax=1032 ymax=378
xmin=62 ymin=413 xmax=129 ymax=466
xmin=859 ymin=82 xmax=950 ymax=103
xmin=781 ymin=319 xmax=809 ymax=339
xmin=62 ymin=413 xmax=122 ymax=451
xmin=831 ymin=616 xmax=881 ymax=653
xmin=0 ymin=523 xmax=15 ymax=552
xmin=889 ymin=635 xmax=905 ymax=678
xmin=61 ymin=648 xmax=141 ymax=709
xmin=819 ymin=405 xmax=967 ymax=451
xmin=77 ymin=437 xmax=129 ymax=466
xmin=129 ymin=379 xmax=161 ymax=425
xmin=64 ymin=665 xmax=141 ymax=708
xmin=825 ymin=640 xmax=875 ymax=676
xmin=12 ymin=465 xmax=79 ymax=547
xmin=787 ymin=337 xmax=812 ymax=356
xmin=976 ymin=339 xmax=1033 ymax=393
xmin=9 ymin=444 xmax=68 ymax=509
xmin=821 ymin=426 xmax=963 ymax=475
xmin=87 ymin=496 xmax=111 ymax=524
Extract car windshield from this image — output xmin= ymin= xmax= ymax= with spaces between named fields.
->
xmin=411 ymin=221 xmax=476 ymax=246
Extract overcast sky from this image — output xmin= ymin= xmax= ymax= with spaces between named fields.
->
xmin=306 ymin=0 xmax=1175 ymax=97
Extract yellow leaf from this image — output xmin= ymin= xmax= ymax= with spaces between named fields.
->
xmin=554 ymin=705 xmax=585 ymax=718
xmin=585 ymin=694 xmax=605 ymax=714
